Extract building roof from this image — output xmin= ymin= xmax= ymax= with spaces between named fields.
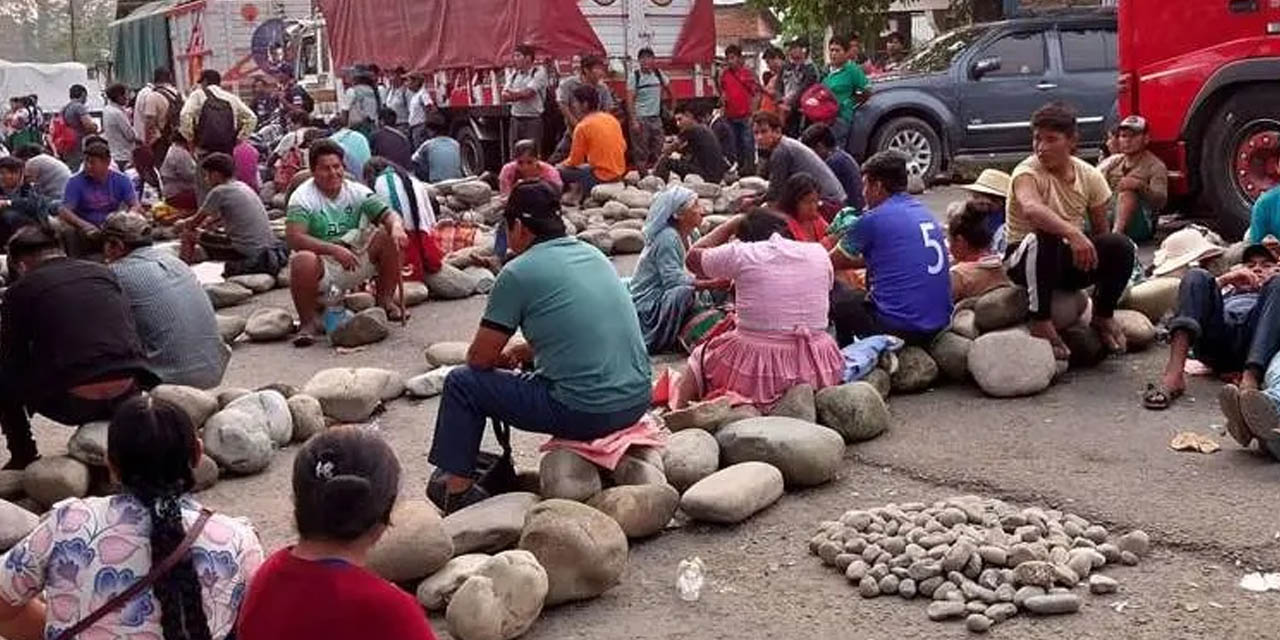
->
xmin=713 ymin=2 xmax=780 ymax=41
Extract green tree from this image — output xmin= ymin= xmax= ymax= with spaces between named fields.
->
xmin=749 ymin=0 xmax=894 ymax=48
xmin=0 ymin=0 xmax=115 ymax=64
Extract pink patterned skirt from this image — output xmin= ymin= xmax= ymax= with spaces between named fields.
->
xmin=687 ymin=325 xmax=844 ymax=412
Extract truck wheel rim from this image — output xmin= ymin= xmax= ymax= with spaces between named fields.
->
xmin=888 ymin=130 xmax=933 ymax=177
xmin=1231 ymin=120 xmax=1280 ymax=203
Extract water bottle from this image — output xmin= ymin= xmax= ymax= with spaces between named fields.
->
xmin=676 ymin=556 xmax=704 ymax=602
xmin=321 ymin=285 xmax=351 ymax=335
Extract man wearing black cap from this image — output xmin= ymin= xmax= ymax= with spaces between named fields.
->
xmin=426 ymin=181 xmax=651 ymax=513
xmin=0 ymin=225 xmax=157 ymax=469
xmin=1148 ymin=243 xmax=1280 ymax=421
xmin=1098 ymin=115 xmax=1167 ymax=242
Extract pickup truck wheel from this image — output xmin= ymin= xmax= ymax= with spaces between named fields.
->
xmin=871 ymin=116 xmax=943 ymax=180
xmin=456 ymin=127 xmax=487 ymax=177
xmin=1200 ymin=86 xmax=1280 ymax=239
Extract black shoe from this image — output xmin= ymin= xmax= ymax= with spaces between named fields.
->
xmin=426 ymin=469 xmax=491 ymax=515
xmin=3 ymin=452 xmax=39 ymax=471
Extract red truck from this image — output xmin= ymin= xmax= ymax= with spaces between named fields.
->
xmin=315 ymin=0 xmax=718 ymax=174
xmin=1118 ymin=0 xmax=1280 ymax=236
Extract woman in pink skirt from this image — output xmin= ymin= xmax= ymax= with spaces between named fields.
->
xmin=675 ymin=208 xmax=844 ymax=411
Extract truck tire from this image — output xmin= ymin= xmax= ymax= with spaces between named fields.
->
xmin=456 ymin=126 xmax=489 ymax=177
xmin=871 ymin=116 xmax=944 ymax=181
xmin=1199 ymin=85 xmax=1280 ymax=239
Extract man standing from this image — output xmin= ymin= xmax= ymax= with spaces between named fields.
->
xmin=654 ymin=105 xmax=728 ymax=184
xmin=0 ymin=225 xmax=156 ymax=469
xmin=780 ymin=39 xmax=819 ymax=136
xmin=749 ymin=111 xmax=845 ymax=213
xmin=180 ymin=152 xmax=288 ymax=278
xmin=426 ymin=182 xmax=651 ymax=513
xmin=102 ymin=84 xmax=141 ymax=170
xmin=132 ymin=68 xmax=181 ymax=189
xmin=369 ymin=108 xmax=415 ymax=170
xmin=502 ymin=44 xmax=549 ymax=156
xmin=250 ymin=77 xmax=282 ymax=124
xmin=341 ymin=69 xmax=381 ymax=137
xmin=59 ymin=142 xmax=140 ymax=257
xmin=824 ymin=36 xmax=872 ymax=148
xmin=1098 ymin=115 xmax=1168 ymax=241
xmin=627 ymin=47 xmax=673 ymax=173
xmin=382 ymin=67 xmax=412 ymax=128
xmin=58 ymin=84 xmax=99 ymax=170
xmin=285 ymin=140 xmax=408 ymax=346
xmin=103 ymin=212 xmax=228 ymax=390
xmin=829 ymin=151 xmax=952 ymax=346
xmin=179 ymin=69 xmax=258 ymax=156
xmin=1005 ymin=102 xmax=1135 ymax=359
xmin=406 ymin=73 xmax=435 ymax=148
xmin=802 ymin=122 xmax=865 ymax=211
xmin=718 ymin=44 xmax=760 ymax=175
xmin=558 ymin=85 xmax=626 ymax=203
xmin=553 ymin=56 xmax=615 ymax=162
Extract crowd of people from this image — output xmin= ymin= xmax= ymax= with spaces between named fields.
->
xmin=2 ymin=33 xmax=1280 ymax=639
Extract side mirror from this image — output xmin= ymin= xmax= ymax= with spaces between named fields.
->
xmin=971 ymin=57 xmax=1001 ymax=79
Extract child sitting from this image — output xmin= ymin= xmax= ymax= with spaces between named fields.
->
xmin=947 ymin=200 xmax=1012 ymax=302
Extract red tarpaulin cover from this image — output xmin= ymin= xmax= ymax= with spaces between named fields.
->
xmin=317 ymin=0 xmax=606 ymax=72
xmin=671 ymin=0 xmax=715 ymax=64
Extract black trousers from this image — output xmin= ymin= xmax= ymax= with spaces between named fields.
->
xmin=1005 ymin=231 xmax=1134 ymax=321
xmin=829 ymin=282 xmax=940 ymax=348
xmin=510 ymin=116 xmax=544 ymax=157
xmin=1168 ymin=268 xmax=1280 ymax=374
xmin=0 ymin=378 xmax=144 ymax=460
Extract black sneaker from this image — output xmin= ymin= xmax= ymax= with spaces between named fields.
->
xmin=426 ymin=470 xmax=491 ymax=515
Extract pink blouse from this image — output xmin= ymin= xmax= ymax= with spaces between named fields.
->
xmin=701 ymin=234 xmax=833 ymax=332
xmin=498 ymin=161 xmax=563 ymax=196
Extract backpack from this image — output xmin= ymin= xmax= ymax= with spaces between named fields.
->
xmin=799 ymin=83 xmax=839 ymax=123
xmin=49 ymin=112 xmax=77 ymax=156
xmin=154 ymin=85 xmax=182 ymax=141
xmin=195 ymin=88 xmax=237 ymax=154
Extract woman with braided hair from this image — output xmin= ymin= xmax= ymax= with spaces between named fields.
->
xmin=237 ymin=426 xmax=438 ymax=639
xmin=0 ymin=394 xmax=263 ymax=640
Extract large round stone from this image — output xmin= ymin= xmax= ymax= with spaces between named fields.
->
xmin=215 ymin=314 xmax=246 ymax=344
xmin=1114 ymin=309 xmax=1156 ymax=351
xmin=661 ymin=429 xmax=719 ymax=492
xmin=425 ymin=342 xmax=471 ymax=367
xmin=426 ymin=264 xmax=481 ymax=300
xmin=22 ymin=456 xmax=90 ymax=507
xmin=223 ymin=390 xmax=293 ymax=446
xmin=226 ymin=273 xmax=276 ymax=293
xmin=930 ymin=332 xmax=972 ymax=382
xmin=715 ymin=417 xmax=844 ymax=487
xmin=286 ymin=394 xmax=326 ymax=443
xmin=586 ymin=484 xmax=679 ymax=539
xmin=443 ymin=492 xmax=541 ymax=555
xmin=968 ymin=329 xmax=1057 ymax=397
xmin=1121 ymin=276 xmax=1180 ymax=323
xmin=890 ymin=346 xmax=939 ymax=394
xmin=0 ymin=499 xmax=38 ymax=551
xmin=768 ymin=384 xmax=816 ymax=422
xmin=814 ymin=382 xmax=891 ymax=442
xmin=301 ymin=368 xmax=387 ymax=422
xmin=538 ymin=450 xmax=602 ymax=501
xmin=244 ymin=307 xmax=294 ymax=342
xmin=330 ymin=308 xmax=390 ymax=348
xmin=417 ymin=553 xmax=491 ymax=611
xmin=366 ymin=500 xmax=454 ymax=583
xmin=679 ymin=461 xmax=784 ymax=524
xmin=609 ymin=229 xmax=645 ymax=254
xmin=205 ymin=281 xmax=253 ymax=308
xmin=518 ymin=499 xmax=628 ymax=605
xmin=66 ymin=421 xmax=108 ymax=467
xmin=202 ymin=408 xmax=274 ymax=474
xmin=446 ymin=550 xmax=548 ymax=640
xmin=974 ymin=286 xmax=1029 ymax=333
xmin=151 ymin=384 xmax=219 ymax=428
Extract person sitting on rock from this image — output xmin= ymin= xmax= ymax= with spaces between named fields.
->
xmin=364 ymin=157 xmax=442 ymax=279
xmin=0 ymin=226 xmax=158 ymax=469
xmin=369 ymin=108 xmax=414 ymax=171
xmin=0 ymin=156 xmax=56 ymax=247
xmin=178 ymin=152 xmax=289 ymax=277
xmin=237 ymin=426 xmax=438 ymax=640
xmin=160 ymin=132 xmax=199 ymax=213
xmin=654 ymin=105 xmax=729 ymax=185
xmin=0 ymin=394 xmax=264 ymax=639
xmin=748 ymin=111 xmax=845 ymax=217
xmin=829 ymin=151 xmax=953 ymax=347
xmin=58 ymin=141 xmax=141 ymax=257
xmin=557 ymin=84 xmax=626 ymax=205
xmin=953 ymin=168 xmax=1010 ymax=253
xmin=630 ymin=185 xmax=730 ymax=353
xmin=675 ymin=208 xmax=843 ymax=410
xmin=499 ymin=139 xmax=562 ymax=196
xmin=1005 ymin=102 xmax=1135 ymax=359
xmin=1146 ymin=244 xmax=1280 ymax=415
xmin=285 ymin=140 xmax=409 ymax=347
xmin=1246 ymin=185 xmax=1280 ymax=248
xmin=12 ymin=144 xmax=71 ymax=203
xmin=1097 ymin=115 xmax=1167 ymax=242
xmin=948 ymin=200 xmax=1012 ymax=302
xmin=411 ymin=120 xmax=463 ymax=184
xmin=104 ymin=212 xmax=228 ymax=389
xmin=329 ymin=120 xmax=372 ymax=179
xmin=801 ymin=122 xmax=865 ymax=211
xmin=427 ymin=182 xmax=651 ymax=513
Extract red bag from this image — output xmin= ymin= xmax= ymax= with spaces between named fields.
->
xmin=402 ymin=229 xmax=444 ymax=282
xmin=799 ymin=84 xmax=840 ymax=123
xmin=49 ymin=114 xmax=77 ymax=156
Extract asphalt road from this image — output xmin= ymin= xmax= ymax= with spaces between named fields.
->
xmin=25 ymin=187 xmax=1280 ymax=638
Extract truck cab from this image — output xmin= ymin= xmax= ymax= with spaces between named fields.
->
xmin=1119 ymin=0 xmax=1280 ymax=236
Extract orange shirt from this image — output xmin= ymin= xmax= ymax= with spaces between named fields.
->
xmin=567 ymin=111 xmax=627 ymax=182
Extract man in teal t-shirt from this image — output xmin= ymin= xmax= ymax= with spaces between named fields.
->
xmin=823 ymin=35 xmax=871 ymax=147
xmin=427 ymin=181 xmax=652 ymax=514
xmin=1249 ymin=186 xmax=1280 ymax=246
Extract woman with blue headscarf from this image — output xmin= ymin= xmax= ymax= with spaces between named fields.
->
xmin=629 ymin=185 xmax=724 ymax=353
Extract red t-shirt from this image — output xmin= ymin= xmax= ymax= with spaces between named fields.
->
xmin=237 ymin=549 xmax=438 ymax=640
xmin=720 ymin=67 xmax=760 ymax=119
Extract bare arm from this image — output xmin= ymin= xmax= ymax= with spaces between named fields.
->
xmin=1086 ymin=203 xmax=1108 ymax=238
xmin=58 ymin=206 xmax=97 ymax=233
xmin=0 ymin=597 xmax=46 ymax=640
xmin=466 ymin=325 xmax=513 ymax=370
xmin=690 ymin=214 xmax=743 ymax=251
xmin=829 ymin=245 xmax=866 ymax=270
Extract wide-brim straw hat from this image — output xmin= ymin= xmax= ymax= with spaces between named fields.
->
xmin=959 ymin=169 xmax=1012 ymax=199
xmin=1153 ymin=227 xmax=1225 ymax=276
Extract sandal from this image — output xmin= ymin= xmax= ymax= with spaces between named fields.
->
xmin=1142 ymin=383 xmax=1182 ymax=410
xmin=292 ymin=332 xmax=318 ymax=348
xmin=385 ymin=304 xmax=410 ymax=322
xmin=1218 ymin=384 xmax=1253 ymax=447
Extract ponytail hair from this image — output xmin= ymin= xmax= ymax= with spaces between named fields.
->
xmin=107 ymin=394 xmax=211 ymax=640
xmin=292 ymin=426 xmax=400 ymax=542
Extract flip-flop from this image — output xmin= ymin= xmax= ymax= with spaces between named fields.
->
xmin=1240 ymin=389 xmax=1280 ymax=443
xmin=1218 ymin=384 xmax=1253 ymax=447
xmin=292 ymin=332 xmax=318 ymax=348
xmin=1142 ymin=383 xmax=1182 ymax=410
xmin=385 ymin=305 xmax=410 ymax=322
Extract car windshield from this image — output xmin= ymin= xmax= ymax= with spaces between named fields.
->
xmin=897 ymin=25 xmax=990 ymax=73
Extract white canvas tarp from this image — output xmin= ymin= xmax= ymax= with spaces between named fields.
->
xmin=0 ymin=60 xmax=107 ymax=112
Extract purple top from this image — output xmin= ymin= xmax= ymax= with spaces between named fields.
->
xmin=62 ymin=169 xmax=137 ymax=227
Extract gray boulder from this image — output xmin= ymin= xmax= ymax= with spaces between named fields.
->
xmin=539 ymin=450 xmax=602 ymax=501
xmin=814 ymin=382 xmax=891 ymax=442
xmin=1062 ymin=324 xmax=1106 ymax=369
xmin=736 ymin=176 xmax=768 ymax=194
xmin=301 ymin=368 xmax=387 ymax=422
xmin=426 ymin=264 xmax=482 ymax=299
xmin=1114 ymin=309 xmax=1156 ymax=351
xmin=591 ymin=182 xmax=626 ymax=202
xmin=864 ymin=369 xmax=891 ymax=399
xmin=638 ymin=175 xmax=666 ymax=192
xmin=443 ymin=492 xmax=541 ymax=555
xmin=609 ymin=229 xmax=645 ymax=254
xmin=930 ymin=332 xmax=972 ymax=382
xmin=403 ymin=281 xmax=431 ymax=306
xmin=226 ymin=273 xmax=275 ymax=293
xmin=518 ymin=499 xmax=628 ymax=605
xmin=203 ymin=407 xmax=274 ymax=474
xmin=951 ymin=308 xmax=979 ymax=339
xmin=680 ymin=461 xmax=784 ymax=524
xmin=216 ymin=388 xmax=251 ymax=407
xmin=445 ymin=550 xmax=548 ymax=640
xmin=287 ymin=394 xmax=326 ymax=442
xmin=1121 ymin=276 xmax=1180 ymax=323
xmin=587 ymin=483 xmax=679 ymax=539
xmin=463 ymin=266 xmax=496 ymax=294
xmin=22 ymin=456 xmax=91 ymax=507
xmin=192 ymin=454 xmax=219 ymax=492
xmin=205 ymin=282 xmax=254 ymax=308
xmin=417 ymin=553 xmax=491 ymax=611
xmin=343 ymin=291 xmax=376 ymax=312
xmin=768 ymin=384 xmax=816 ymax=422
xmin=367 ymin=500 xmax=454 ymax=583
xmin=577 ymin=229 xmax=614 ymax=254
xmin=0 ymin=499 xmax=38 ymax=551
xmin=406 ymin=366 xmax=458 ymax=398
xmin=66 ymin=421 xmax=108 ymax=467
xmin=663 ymin=397 xmax=733 ymax=432
xmin=715 ymin=417 xmax=844 ymax=487
xmin=330 ymin=307 xmax=390 ymax=348
xmin=151 ymin=385 xmax=220 ymax=428
xmin=661 ymin=429 xmax=719 ymax=492
xmin=968 ymin=329 xmax=1057 ymax=397
xmin=426 ymin=342 xmax=470 ymax=367
xmin=974 ymin=286 xmax=1029 ymax=333
xmin=224 ymin=390 xmax=293 ymax=445
xmin=215 ymin=314 xmax=246 ymax=344
xmin=615 ymin=188 xmax=653 ymax=209
xmin=890 ymin=346 xmax=938 ymax=393
xmin=453 ymin=181 xmax=494 ymax=206
xmin=245 ymin=307 xmax=294 ymax=342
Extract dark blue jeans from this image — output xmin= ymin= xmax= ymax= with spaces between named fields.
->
xmin=726 ymin=117 xmax=755 ymax=175
xmin=1169 ymin=268 xmax=1280 ymax=374
xmin=428 ymin=367 xmax=649 ymax=476
xmin=558 ymin=165 xmax=599 ymax=196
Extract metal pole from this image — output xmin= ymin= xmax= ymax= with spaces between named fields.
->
xmin=69 ymin=0 xmax=79 ymax=61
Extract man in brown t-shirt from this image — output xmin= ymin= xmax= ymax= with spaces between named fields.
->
xmin=1098 ymin=115 xmax=1168 ymax=242
xmin=1004 ymin=103 xmax=1136 ymax=359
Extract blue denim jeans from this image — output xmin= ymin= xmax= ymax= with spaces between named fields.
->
xmin=1168 ymin=269 xmax=1280 ymax=373
xmin=726 ymin=117 xmax=755 ymax=175
xmin=1259 ymin=353 xmax=1280 ymax=460
xmin=558 ymin=165 xmax=599 ymax=196
xmin=427 ymin=367 xmax=649 ymax=476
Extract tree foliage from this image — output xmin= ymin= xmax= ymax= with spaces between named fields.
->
xmin=0 ymin=0 xmax=116 ymax=64
xmin=748 ymin=0 xmax=894 ymax=45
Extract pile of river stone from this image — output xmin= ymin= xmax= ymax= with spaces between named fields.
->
xmin=810 ymin=496 xmax=1151 ymax=633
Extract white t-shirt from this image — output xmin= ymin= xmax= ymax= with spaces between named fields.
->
xmin=408 ymin=88 xmax=435 ymax=127
xmin=373 ymin=170 xmax=435 ymax=231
